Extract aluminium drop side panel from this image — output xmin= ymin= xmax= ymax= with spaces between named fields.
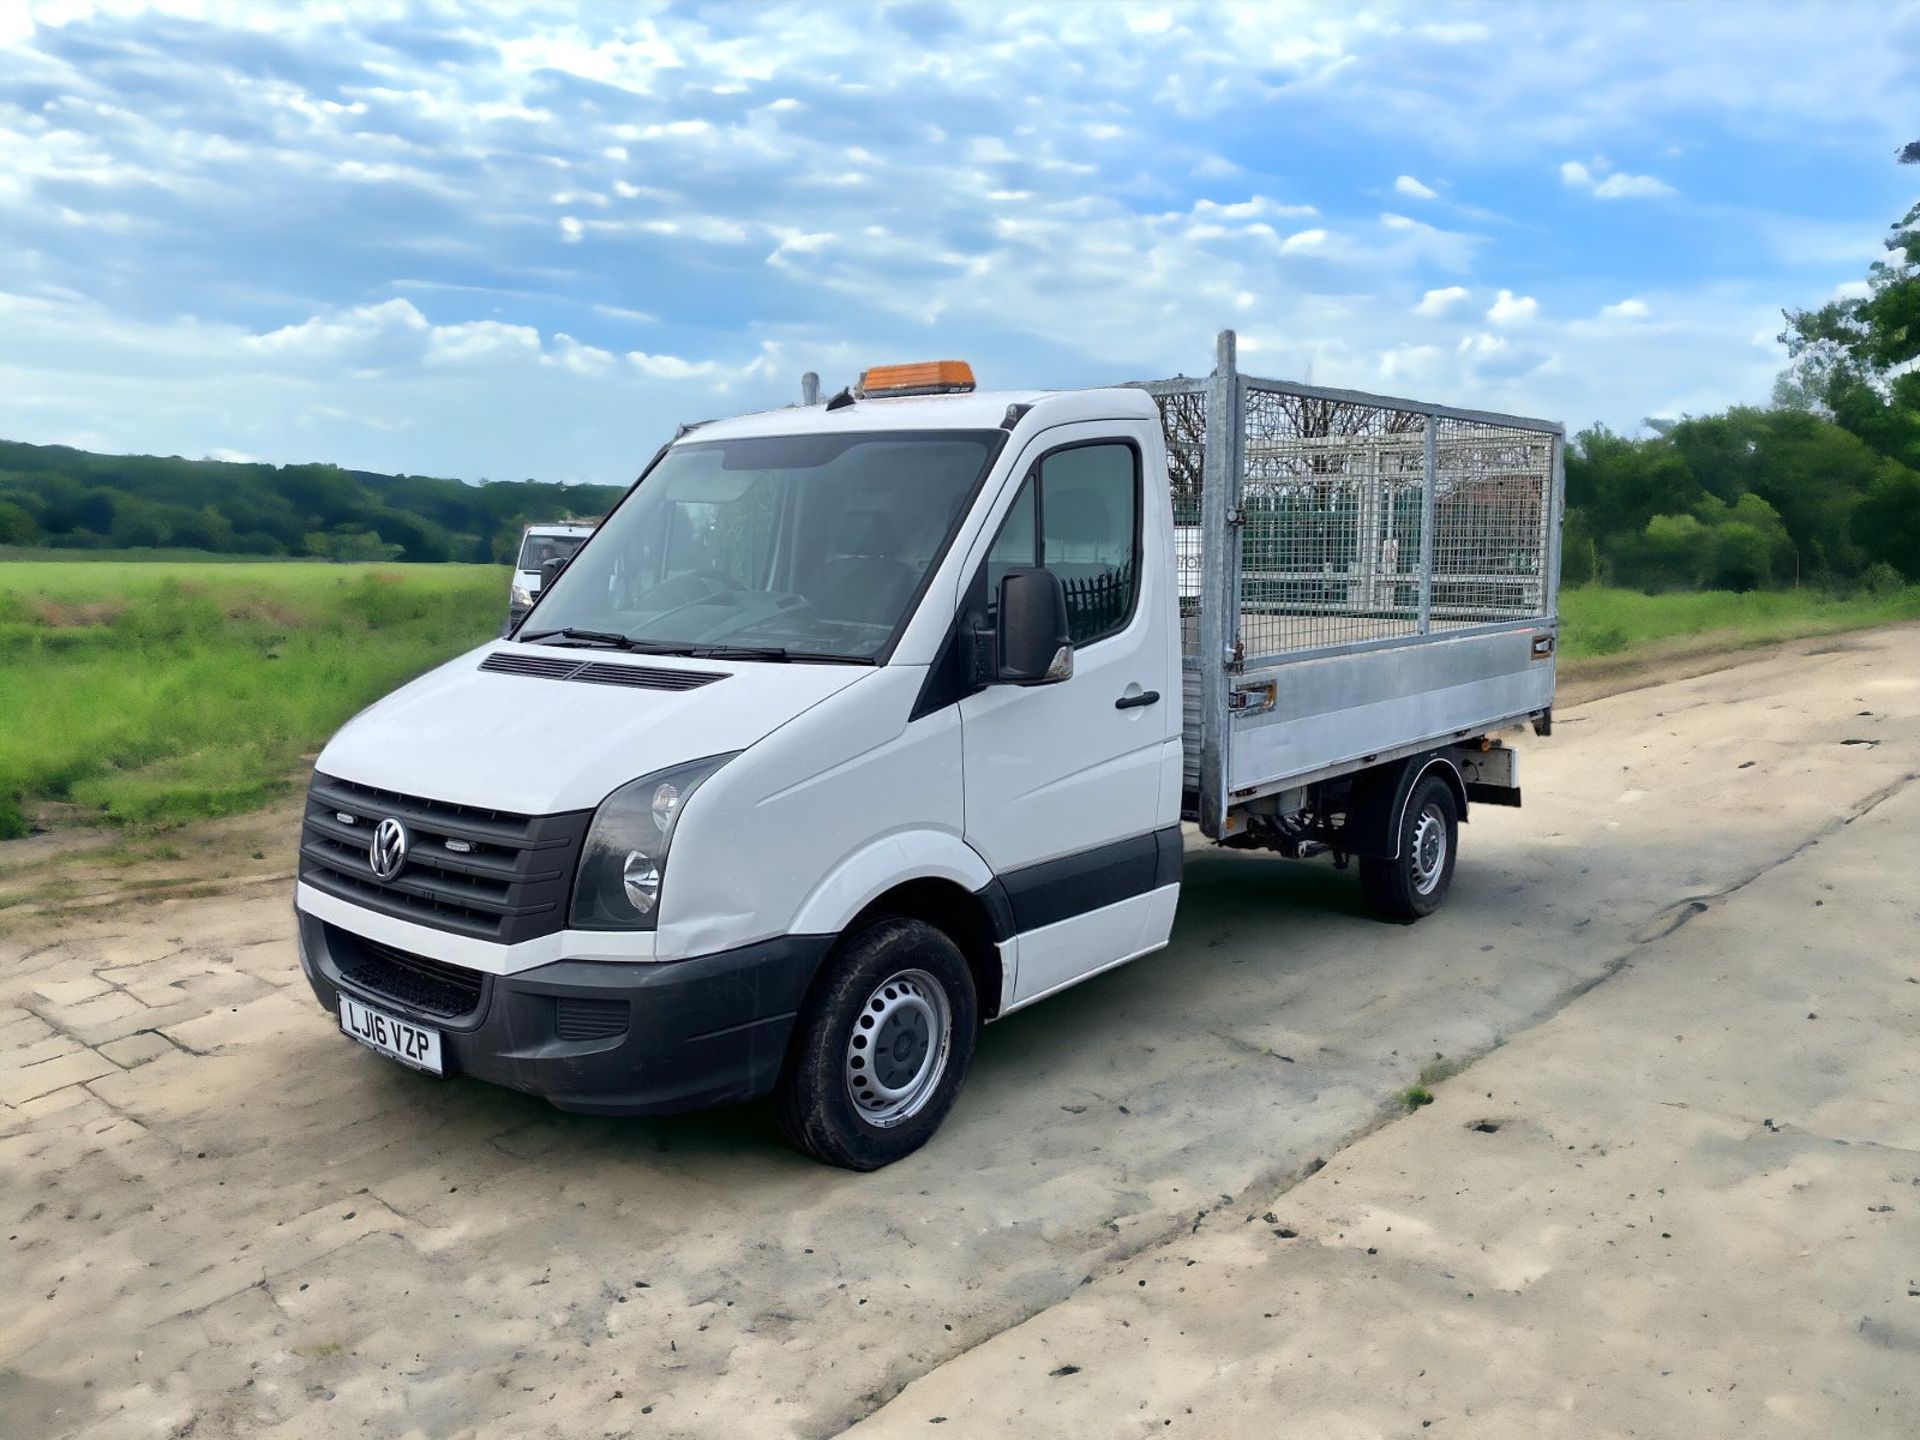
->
xmin=1222 ymin=625 xmax=1555 ymax=797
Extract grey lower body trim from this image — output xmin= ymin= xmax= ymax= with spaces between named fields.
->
xmin=976 ymin=825 xmax=1183 ymax=942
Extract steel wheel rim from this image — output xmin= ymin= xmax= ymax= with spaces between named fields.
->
xmin=845 ymin=968 xmax=952 ymax=1129
xmin=1411 ymin=802 xmax=1448 ymax=895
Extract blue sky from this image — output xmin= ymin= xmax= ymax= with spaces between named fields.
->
xmin=1 ymin=0 xmax=1914 ymax=485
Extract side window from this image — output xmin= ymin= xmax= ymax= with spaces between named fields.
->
xmin=1040 ymin=444 xmax=1137 ymax=644
xmin=979 ymin=442 xmax=1138 ymax=646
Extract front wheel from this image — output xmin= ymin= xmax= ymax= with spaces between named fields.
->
xmin=1359 ymin=773 xmax=1458 ymax=921
xmin=774 ymin=917 xmax=977 ymax=1170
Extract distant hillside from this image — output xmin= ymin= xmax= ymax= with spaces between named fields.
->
xmin=0 ymin=440 xmax=628 ymax=563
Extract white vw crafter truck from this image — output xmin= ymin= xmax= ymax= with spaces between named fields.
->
xmin=297 ymin=334 xmax=1562 ymax=1168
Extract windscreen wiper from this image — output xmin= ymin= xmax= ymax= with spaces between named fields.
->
xmin=518 ymin=627 xmax=661 ymax=651
xmin=684 ymin=644 xmax=875 ymax=664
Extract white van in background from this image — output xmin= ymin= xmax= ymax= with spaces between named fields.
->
xmin=508 ymin=521 xmax=596 ymax=628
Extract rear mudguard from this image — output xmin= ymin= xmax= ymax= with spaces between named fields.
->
xmin=1339 ymin=753 xmax=1468 ymax=860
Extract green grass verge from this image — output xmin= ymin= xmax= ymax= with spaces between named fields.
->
xmin=3 ymin=560 xmax=1916 ymax=843
xmin=0 ymin=560 xmax=507 ymax=837
xmin=1558 ymin=584 xmax=1920 ymax=661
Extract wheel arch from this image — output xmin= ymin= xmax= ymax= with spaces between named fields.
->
xmin=789 ymin=834 xmax=1009 ymax=1021
xmin=842 ymin=878 xmax=1007 ymax=1021
xmin=1341 ymin=753 xmax=1468 ymax=860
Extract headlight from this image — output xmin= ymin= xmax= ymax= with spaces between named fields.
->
xmin=570 ymin=753 xmax=736 ymax=929
xmin=510 ymin=583 xmax=535 ymax=608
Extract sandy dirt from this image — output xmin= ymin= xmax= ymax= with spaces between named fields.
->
xmin=2 ymin=629 xmax=1915 ymax=1438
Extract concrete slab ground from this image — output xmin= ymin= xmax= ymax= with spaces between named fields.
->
xmin=2 ymin=625 xmax=1915 ymax=1439
xmin=853 ymin=757 xmax=1920 ymax=1439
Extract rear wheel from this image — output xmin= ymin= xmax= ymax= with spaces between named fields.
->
xmin=774 ymin=917 xmax=977 ymax=1170
xmin=1359 ymin=772 xmax=1458 ymax=921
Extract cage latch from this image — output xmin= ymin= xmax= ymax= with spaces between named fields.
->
xmin=1230 ymin=679 xmax=1276 ymax=715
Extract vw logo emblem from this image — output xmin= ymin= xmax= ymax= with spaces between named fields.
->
xmin=369 ymin=816 xmax=409 ymax=881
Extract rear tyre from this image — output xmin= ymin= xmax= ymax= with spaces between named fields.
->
xmin=774 ymin=917 xmax=977 ymax=1170
xmin=1359 ymin=773 xmax=1458 ymax=921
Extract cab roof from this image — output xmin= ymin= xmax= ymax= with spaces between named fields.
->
xmin=680 ymin=386 xmax=1158 ymax=444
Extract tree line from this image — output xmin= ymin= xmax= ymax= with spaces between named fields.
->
xmin=0 ymin=443 xmax=626 ymax=564
xmin=1567 ymin=141 xmax=1917 ymax=593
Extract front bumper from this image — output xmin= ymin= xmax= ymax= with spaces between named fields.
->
xmin=296 ymin=910 xmax=831 ymax=1115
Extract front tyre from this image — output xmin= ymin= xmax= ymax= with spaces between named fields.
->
xmin=1359 ymin=772 xmax=1459 ymax=921
xmin=774 ymin=917 xmax=977 ymax=1170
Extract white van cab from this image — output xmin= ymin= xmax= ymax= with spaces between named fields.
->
xmin=297 ymin=341 xmax=1562 ymax=1168
xmin=507 ymin=521 xmax=596 ymax=628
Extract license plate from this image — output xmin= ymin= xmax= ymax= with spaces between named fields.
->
xmin=339 ymin=994 xmax=443 ymax=1076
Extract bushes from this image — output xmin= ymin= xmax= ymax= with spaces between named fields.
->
xmin=1566 ymin=409 xmax=1920 ymax=591
xmin=1611 ymin=494 xmax=1794 ymax=591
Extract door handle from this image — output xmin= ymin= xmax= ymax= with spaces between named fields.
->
xmin=1114 ymin=690 xmax=1161 ymax=710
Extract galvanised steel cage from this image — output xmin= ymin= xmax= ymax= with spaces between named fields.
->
xmin=1134 ymin=331 xmax=1564 ymax=835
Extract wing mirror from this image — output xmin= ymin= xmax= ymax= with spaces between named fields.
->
xmin=993 ymin=567 xmax=1074 ymax=685
xmin=539 ymin=554 xmax=569 ymax=594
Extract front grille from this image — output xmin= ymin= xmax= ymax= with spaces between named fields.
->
xmin=299 ymin=773 xmax=592 ymax=943
xmin=330 ymin=927 xmax=485 ymax=1020
xmin=555 ymin=997 xmax=630 ymax=1040
xmin=480 ymin=652 xmax=725 ymax=692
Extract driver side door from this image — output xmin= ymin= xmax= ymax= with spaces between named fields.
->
xmin=956 ymin=422 xmax=1181 ymax=1008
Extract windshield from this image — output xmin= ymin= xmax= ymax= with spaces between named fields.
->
xmin=517 ymin=533 xmax=587 ymax=572
xmin=521 ymin=429 xmax=1002 ymax=662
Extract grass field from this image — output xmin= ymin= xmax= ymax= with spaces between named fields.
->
xmin=1557 ymin=584 xmax=1920 ymax=660
xmin=0 ymin=560 xmax=505 ymax=837
xmin=2 ymin=559 xmax=1917 ymax=840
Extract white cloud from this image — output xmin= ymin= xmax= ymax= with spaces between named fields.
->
xmin=1561 ymin=159 xmax=1676 ymax=199
xmin=425 ymin=320 xmax=540 ymax=366
xmin=1394 ymin=175 xmax=1438 ymax=200
xmin=1592 ymin=172 xmax=1676 ymax=199
xmin=767 ymin=229 xmax=835 ymax=266
xmin=1192 ymin=196 xmax=1319 ymax=223
xmin=1456 ymin=331 xmax=1549 ymax=380
xmin=626 ymin=351 xmax=722 ymax=381
xmin=1379 ymin=343 xmax=1442 ymax=382
xmin=246 ymin=299 xmax=428 ymax=359
xmin=1279 ymin=227 xmax=1330 ymax=255
xmin=1486 ymin=289 xmax=1540 ymax=326
xmin=1414 ymin=286 xmax=1471 ymax=317
xmin=1599 ymin=298 xmax=1650 ymax=320
xmin=637 ymin=215 xmax=752 ymax=245
xmin=545 ymin=334 xmax=617 ymax=377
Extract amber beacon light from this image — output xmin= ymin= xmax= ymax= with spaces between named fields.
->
xmin=856 ymin=360 xmax=977 ymax=397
